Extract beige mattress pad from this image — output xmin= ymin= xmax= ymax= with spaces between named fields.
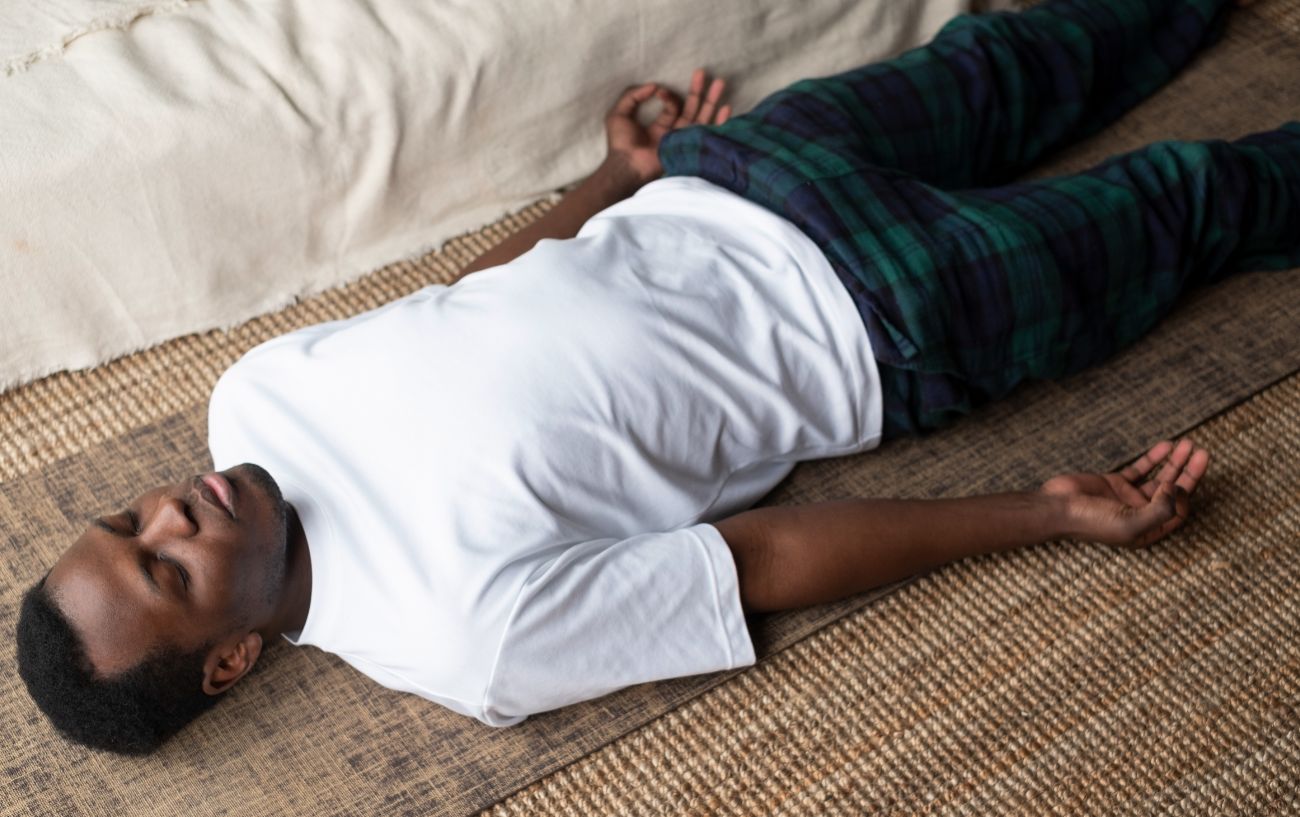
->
xmin=0 ymin=0 xmax=1006 ymax=390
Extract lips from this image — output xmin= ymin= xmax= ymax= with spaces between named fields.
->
xmin=199 ymin=472 xmax=236 ymax=518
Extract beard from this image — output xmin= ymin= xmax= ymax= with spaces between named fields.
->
xmin=235 ymin=462 xmax=291 ymax=607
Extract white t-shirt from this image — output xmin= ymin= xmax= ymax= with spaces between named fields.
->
xmin=207 ymin=176 xmax=882 ymax=726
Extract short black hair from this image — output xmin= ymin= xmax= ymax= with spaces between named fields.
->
xmin=16 ymin=577 xmax=220 ymax=756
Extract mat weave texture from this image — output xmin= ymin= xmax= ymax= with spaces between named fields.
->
xmin=486 ymin=372 xmax=1300 ymax=816
xmin=1 ymin=4 xmax=1298 ymax=816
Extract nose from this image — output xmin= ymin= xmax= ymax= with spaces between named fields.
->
xmin=145 ymin=494 xmax=199 ymax=540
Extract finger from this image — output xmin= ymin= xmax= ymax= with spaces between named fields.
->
xmin=716 ymin=103 xmax=733 ymax=125
xmin=1153 ymin=438 xmax=1195 ymax=484
xmin=1142 ymin=442 xmax=1210 ymax=499
xmin=1141 ymin=446 xmax=1190 ymax=498
xmin=652 ymin=88 xmax=682 ymax=130
xmin=1176 ymin=446 xmax=1210 ymax=494
xmin=1120 ymin=439 xmax=1174 ymax=483
xmin=1140 ymin=485 xmax=1191 ymax=546
xmin=612 ymin=83 xmax=659 ymax=118
xmin=695 ymin=77 xmax=727 ymax=124
xmin=677 ymin=68 xmax=706 ymax=125
xmin=1131 ymin=481 xmax=1182 ymax=546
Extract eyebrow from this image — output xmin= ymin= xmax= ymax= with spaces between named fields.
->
xmin=92 ymin=510 xmax=136 ymax=538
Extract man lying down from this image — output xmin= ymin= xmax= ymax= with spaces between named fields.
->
xmin=19 ymin=0 xmax=1294 ymax=755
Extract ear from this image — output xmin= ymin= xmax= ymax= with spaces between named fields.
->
xmin=201 ymin=631 xmax=264 ymax=696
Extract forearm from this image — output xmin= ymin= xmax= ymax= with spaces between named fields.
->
xmin=457 ymin=68 xmax=731 ymax=280
xmin=456 ymin=160 xmax=643 ymax=280
xmin=715 ymin=491 xmax=1071 ymax=613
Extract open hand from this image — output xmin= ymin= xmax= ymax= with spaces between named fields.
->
xmin=602 ymin=68 xmax=732 ymax=189
xmin=1040 ymin=438 xmax=1211 ymax=549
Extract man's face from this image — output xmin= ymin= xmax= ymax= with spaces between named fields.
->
xmin=45 ymin=463 xmax=291 ymax=679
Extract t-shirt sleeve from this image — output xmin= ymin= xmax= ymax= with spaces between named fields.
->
xmin=479 ymin=522 xmax=755 ymax=726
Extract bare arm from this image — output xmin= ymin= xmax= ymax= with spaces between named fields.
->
xmin=456 ymin=69 xmax=732 ymax=281
xmin=456 ymin=166 xmax=641 ymax=278
xmin=716 ymin=438 xmax=1211 ymax=613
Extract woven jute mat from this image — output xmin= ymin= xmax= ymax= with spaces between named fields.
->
xmin=2 ymin=5 xmax=1298 ymax=817
xmin=485 ymin=371 xmax=1300 ymax=816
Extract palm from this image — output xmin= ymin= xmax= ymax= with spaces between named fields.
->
xmin=1040 ymin=438 xmax=1211 ymax=548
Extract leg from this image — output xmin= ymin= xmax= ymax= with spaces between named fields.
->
xmin=877 ymin=123 xmax=1300 ymax=437
xmin=662 ymin=0 xmax=1236 ymax=192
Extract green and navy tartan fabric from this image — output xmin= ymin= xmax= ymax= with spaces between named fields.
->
xmin=660 ymin=0 xmax=1300 ymax=437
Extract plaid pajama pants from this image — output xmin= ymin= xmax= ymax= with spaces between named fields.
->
xmin=659 ymin=0 xmax=1300 ymax=438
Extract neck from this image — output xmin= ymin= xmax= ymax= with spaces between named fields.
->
xmin=268 ymin=503 xmax=312 ymax=637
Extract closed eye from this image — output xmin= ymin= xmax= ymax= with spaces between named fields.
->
xmin=159 ymin=553 xmax=190 ymax=591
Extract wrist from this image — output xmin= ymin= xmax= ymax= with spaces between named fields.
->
xmin=593 ymin=154 xmax=656 ymax=197
xmin=1034 ymin=488 xmax=1077 ymax=540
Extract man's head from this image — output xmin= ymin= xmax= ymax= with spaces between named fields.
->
xmin=16 ymin=463 xmax=295 ymax=755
